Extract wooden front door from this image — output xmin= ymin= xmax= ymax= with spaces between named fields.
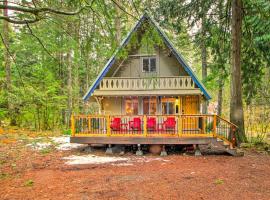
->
xmin=182 ymin=96 xmax=199 ymax=133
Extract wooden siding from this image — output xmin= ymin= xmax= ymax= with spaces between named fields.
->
xmin=107 ymin=47 xmax=188 ymax=78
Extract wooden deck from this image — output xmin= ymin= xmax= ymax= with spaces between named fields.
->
xmin=70 ymin=136 xmax=215 ymax=145
xmin=70 ymin=114 xmax=237 ymax=146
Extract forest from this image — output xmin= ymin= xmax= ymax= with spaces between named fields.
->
xmin=0 ymin=0 xmax=269 ymax=143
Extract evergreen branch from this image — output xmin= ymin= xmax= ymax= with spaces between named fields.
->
xmin=0 ymin=32 xmax=25 ymax=89
xmin=111 ymin=0 xmax=139 ymax=20
xmin=0 ymin=15 xmax=41 ymax=24
xmin=0 ymin=3 xmax=93 ymax=24
xmin=25 ymin=23 xmax=58 ymax=61
xmin=0 ymin=4 xmax=89 ymax=16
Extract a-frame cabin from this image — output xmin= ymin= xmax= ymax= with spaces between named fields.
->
xmin=70 ymin=13 xmax=238 ymax=155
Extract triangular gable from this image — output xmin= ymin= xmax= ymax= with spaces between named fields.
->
xmin=83 ymin=13 xmax=211 ymax=101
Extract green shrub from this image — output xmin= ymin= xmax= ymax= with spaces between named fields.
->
xmin=63 ymin=129 xmax=71 ymax=135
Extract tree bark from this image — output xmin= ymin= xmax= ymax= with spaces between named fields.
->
xmin=201 ymin=13 xmax=208 ymax=114
xmin=114 ymin=0 xmax=121 ymax=45
xmin=67 ymin=51 xmax=72 ymax=116
xmin=217 ymin=76 xmax=223 ymax=116
xmin=217 ymin=0 xmax=224 ymax=117
xmin=230 ymin=0 xmax=246 ymax=143
xmin=3 ymin=0 xmax=13 ymax=124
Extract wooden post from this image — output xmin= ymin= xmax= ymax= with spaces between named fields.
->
xmin=71 ymin=114 xmax=75 ymax=136
xmin=202 ymin=116 xmax=205 ymax=134
xmin=178 ymin=115 xmax=182 ymax=137
xmin=143 ymin=115 xmax=147 ymax=137
xmin=106 ymin=115 xmax=111 ymax=136
xmin=88 ymin=116 xmax=91 ymax=134
xmin=213 ymin=115 xmax=217 ymax=137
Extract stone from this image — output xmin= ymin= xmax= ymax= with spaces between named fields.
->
xmin=83 ymin=145 xmax=93 ymax=153
xmin=136 ymin=150 xmax=143 ymax=156
xmin=105 ymin=147 xmax=113 ymax=155
xmin=160 ymin=150 xmax=168 ymax=156
xmin=194 ymin=145 xmax=202 ymax=156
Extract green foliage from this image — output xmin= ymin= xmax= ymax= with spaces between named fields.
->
xmin=214 ymin=178 xmax=224 ymax=185
xmin=39 ymin=148 xmax=53 ymax=155
xmin=0 ymin=173 xmax=9 ymax=180
xmin=24 ymin=179 xmax=34 ymax=187
xmin=0 ymin=0 xmax=121 ymax=130
xmin=0 ymin=0 xmax=269 ymax=134
xmin=63 ymin=129 xmax=72 ymax=135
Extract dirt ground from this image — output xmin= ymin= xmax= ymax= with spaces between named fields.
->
xmin=0 ymin=134 xmax=270 ymax=200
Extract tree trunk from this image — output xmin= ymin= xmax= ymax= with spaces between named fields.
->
xmin=217 ymin=0 xmax=224 ymax=117
xmin=230 ymin=0 xmax=246 ymax=143
xmin=67 ymin=51 xmax=72 ymax=118
xmin=3 ymin=1 xmax=14 ymax=125
xmin=201 ymin=14 xmax=208 ymax=114
xmin=217 ymin=76 xmax=223 ymax=116
xmin=114 ymin=0 xmax=121 ymax=45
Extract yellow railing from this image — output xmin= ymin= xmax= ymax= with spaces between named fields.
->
xmin=71 ymin=114 xmax=237 ymax=144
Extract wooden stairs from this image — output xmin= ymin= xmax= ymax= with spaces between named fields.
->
xmin=215 ymin=138 xmax=244 ymax=156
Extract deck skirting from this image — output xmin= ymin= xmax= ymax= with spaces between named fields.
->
xmin=70 ymin=136 xmax=215 ymax=145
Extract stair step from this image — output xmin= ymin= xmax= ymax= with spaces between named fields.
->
xmin=217 ymin=138 xmax=223 ymax=142
xmin=226 ymin=148 xmax=244 ymax=157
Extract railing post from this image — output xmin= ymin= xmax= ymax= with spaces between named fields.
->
xmin=178 ymin=115 xmax=182 ymax=137
xmin=88 ymin=116 xmax=91 ymax=134
xmin=71 ymin=114 xmax=75 ymax=136
xmin=106 ymin=115 xmax=111 ymax=136
xmin=202 ymin=116 xmax=205 ymax=134
xmin=213 ymin=115 xmax=217 ymax=137
xmin=143 ymin=115 xmax=147 ymax=137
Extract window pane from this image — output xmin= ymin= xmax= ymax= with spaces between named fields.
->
xmin=125 ymin=97 xmax=138 ymax=115
xmin=143 ymin=98 xmax=149 ymax=115
xmin=168 ymin=102 xmax=174 ymax=114
xmin=149 ymin=97 xmax=157 ymax=114
xmin=125 ymin=98 xmax=132 ymax=115
xmin=150 ymin=58 xmax=156 ymax=72
xmin=162 ymin=102 xmax=167 ymax=115
xmin=133 ymin=98 xmax=138 ymax=115
xmin=161 ymin=97 xmax=175 ymax=114
xmin=143 ymin=58 xmax=149 ymax=72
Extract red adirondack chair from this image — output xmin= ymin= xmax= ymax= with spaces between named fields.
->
xmin=129 ymin=117 xmax=142 ymax=131
xmin=163 ymin=117 xmax=176 ymax=131
xmin=147 ymin=117 xmax=156 ymax=131
xmin=110 ymin=117 xmax=121 ymax=131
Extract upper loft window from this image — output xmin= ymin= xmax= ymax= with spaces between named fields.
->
xmin=142 ymin=57 xmax=156 ymax=73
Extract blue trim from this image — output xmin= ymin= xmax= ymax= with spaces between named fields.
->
xmin=148 ymin=16 xmax=211 ymax=100
xmin=83 ymin=13 xmax=211 ymax=101
xmin=83 ymin=15 xmax=147 ymax=101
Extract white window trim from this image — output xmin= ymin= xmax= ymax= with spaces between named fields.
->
xmin=141 ymin=56 xmax=157 ymax=73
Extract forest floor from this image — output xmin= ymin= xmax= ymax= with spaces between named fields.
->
xmin=0 ymin=130 xmax=270 ymax=200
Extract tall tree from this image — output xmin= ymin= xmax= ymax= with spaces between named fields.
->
xmin=114 ymin=0 xmax=121 ymax=45
xmin=201 ymin=6 xmax=208 ymax=114
xmin=2 ymin=0 xmax=12 ymax=123
xmin=230 ymin=0 xmax=246 ymax=142
xmin=67 ymin=51 xmax=73 ymax=116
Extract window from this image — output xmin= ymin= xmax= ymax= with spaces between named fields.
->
xmin=143 ymin=97 xmax=157 ymax=115
xmin=142 ymin=57 xmax=156 ymax=72
xmin=125 ymin=97 xmax=138 ymax=115
xmin=161 ymin=97 xmax=175 ymax=115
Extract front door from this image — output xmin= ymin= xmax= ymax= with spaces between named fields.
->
xmin=182 ymin=96 xmax=199 ymax=132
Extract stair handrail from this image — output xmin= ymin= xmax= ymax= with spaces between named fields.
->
xmin=216 ymin=115 xmax=238 ymax=147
